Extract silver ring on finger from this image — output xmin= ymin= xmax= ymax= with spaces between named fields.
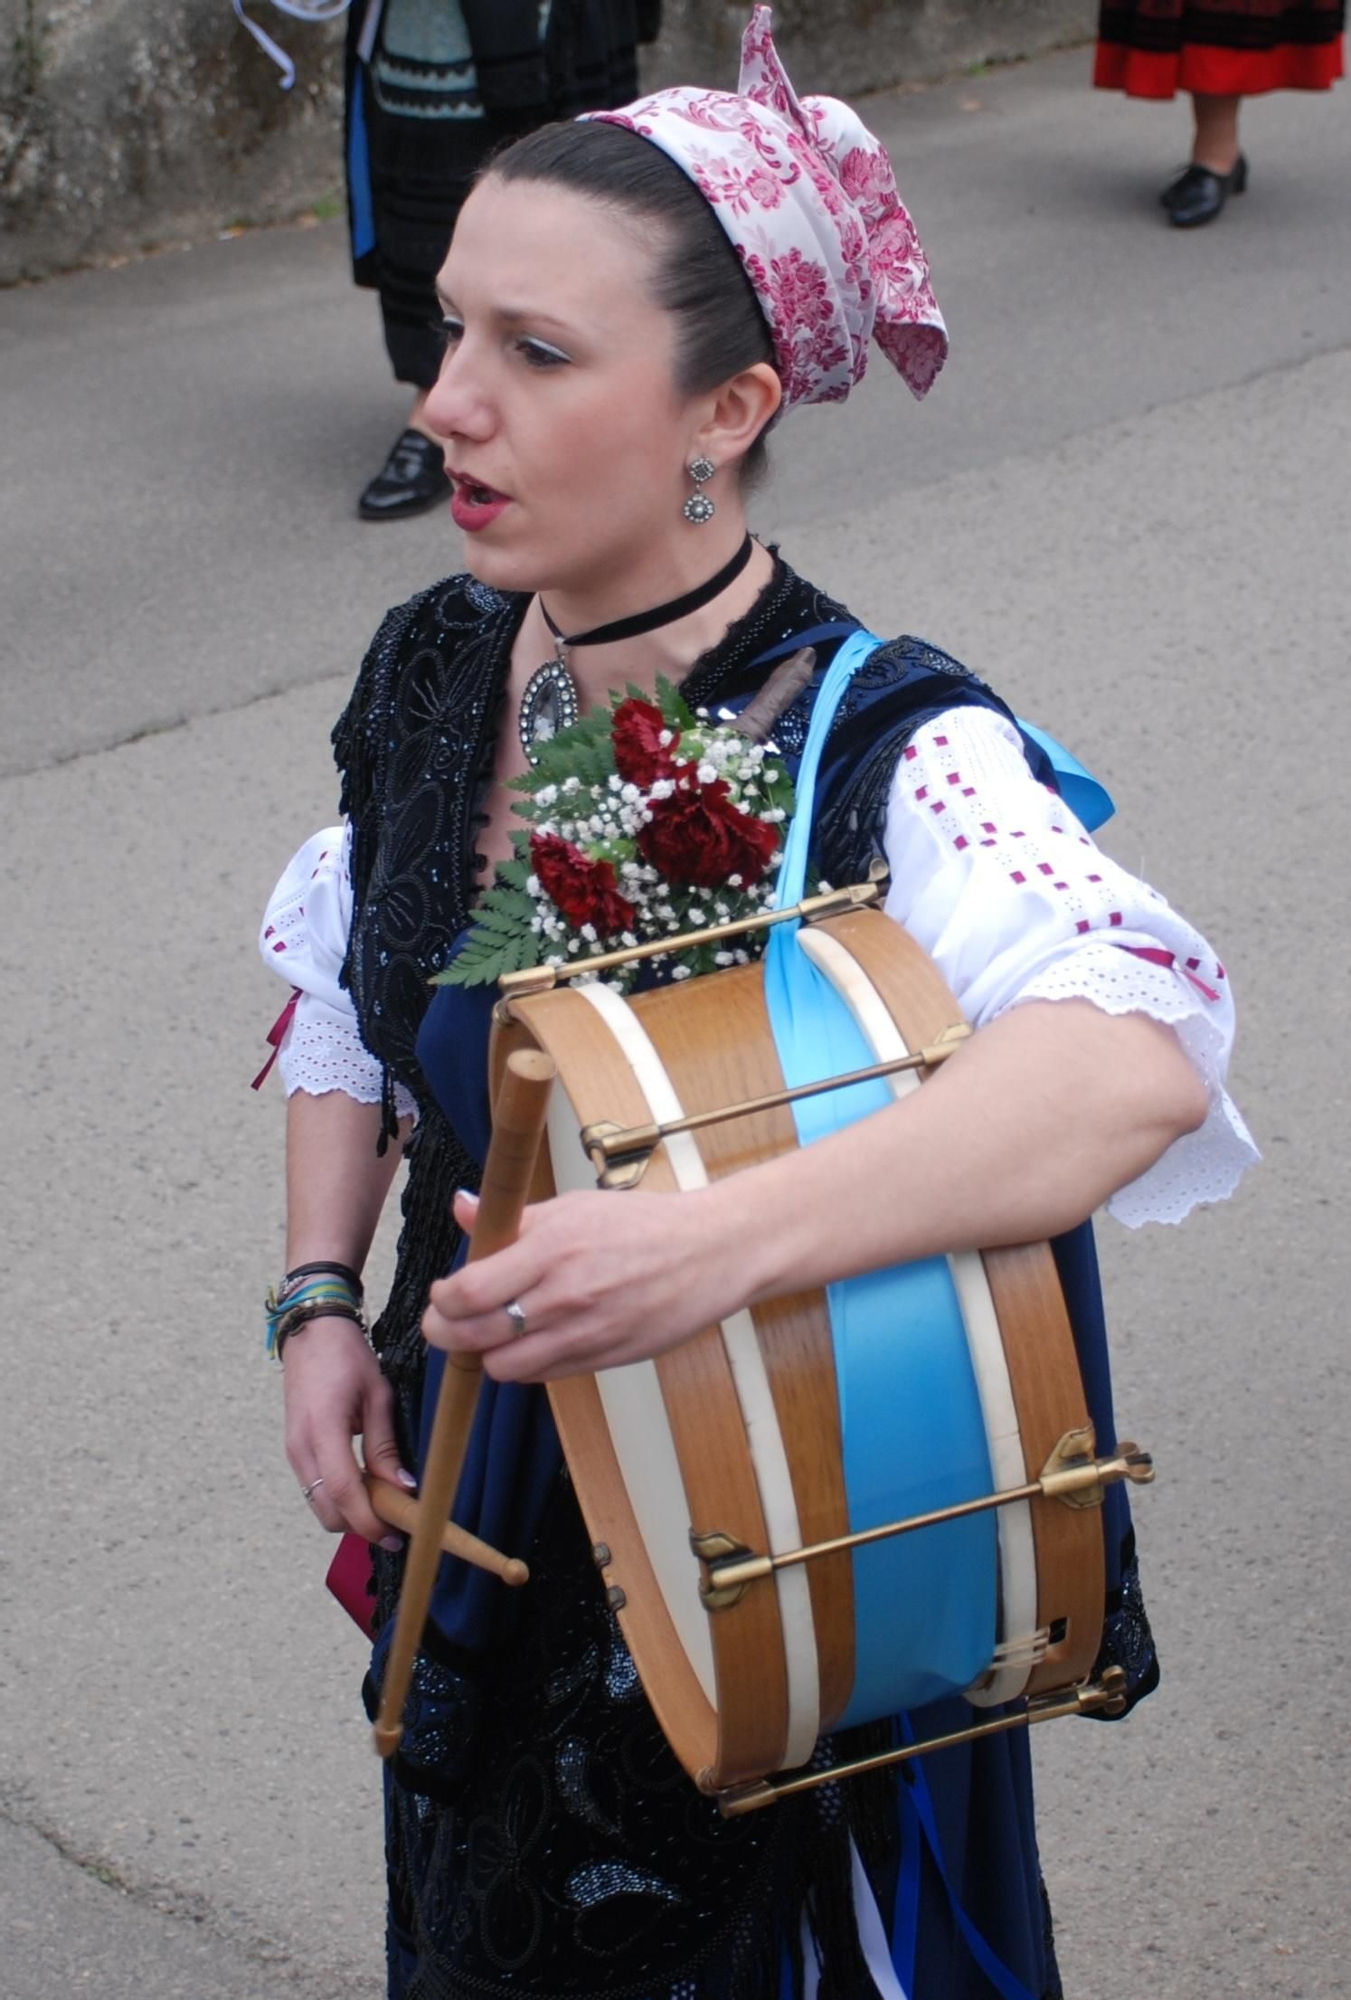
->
xmin=301 ymin=1477 xmax=325 ymax=1503
xmin=504 ymin=1299 xmax=528 ymax=1340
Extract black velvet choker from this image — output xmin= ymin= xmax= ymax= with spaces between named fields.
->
xmin=519 ymin=534 xmax=756 ymax=763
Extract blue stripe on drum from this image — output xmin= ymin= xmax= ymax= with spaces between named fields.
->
xmin=763 ymin=632 xmax=998 ymax=1729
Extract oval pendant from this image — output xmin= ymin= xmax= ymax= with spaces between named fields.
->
xmin=519 ymin=658 xmax=581 ymax=764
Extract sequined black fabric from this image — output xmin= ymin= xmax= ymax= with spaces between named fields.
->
xmin=334 ymin=573 xmax=525 ymax=1470
xmin=330 ymin=560 xmax=1079 ymax=1999
xmin=364 ymin=1468 xmax=877 ymax=2000
xmin=1090 ymin=1528 xmax=1161 ymax=1713
xmin=1040 ymin=1879 xmax=1064 ymax=2000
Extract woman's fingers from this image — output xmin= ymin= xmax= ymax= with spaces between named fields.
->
xmin=311 ymin=1430 xmax=396 ymax=1546
xmin=357 ymin=1374 xmax=414 ymax=1550
xmin=420 ymin=1186 xmax=728 ymax=1382
xmin=423 ymin=1178 xmax=748 ymax=1380
xmin=296 ymin=1463 xmax=346 ymax=1536
xmin=283 ymin=1319 xmax=405 ymax=1547
xmin=426 ymin=1223 xmax=539 ymax=1326
xmin=480 ymin=1326 xmax=644 ymax=1385
xmin=423 ymin=1291 xmax=535 ymax=1356
xmin=358 ymin=1371 xmax=411 ymax=1489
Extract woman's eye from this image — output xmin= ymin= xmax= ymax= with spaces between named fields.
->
xmin=432 ymin=318 xmax=568 ymax=368
xmin=518 ymin=339 xmax=570 ymax=370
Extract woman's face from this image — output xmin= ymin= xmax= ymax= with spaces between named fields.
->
xmin=423 ymin=176 xmax=710 ymax=601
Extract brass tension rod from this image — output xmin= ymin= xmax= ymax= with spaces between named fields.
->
xmin=693 ymin=1432 xmax=1155 ymax=1607
xmin=714 ymin=1669 xmax=1130 ymax=1817
xmin=581 ymin=1024 xmax=971 ymax=1184
xmin=497 ymin=864 xmax=890 ymax=1000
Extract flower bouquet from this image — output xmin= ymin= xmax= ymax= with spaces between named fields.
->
xmin=440 ymin=680 xmax=799 ymax=993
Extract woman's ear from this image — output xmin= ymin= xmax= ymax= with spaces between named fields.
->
xmin=696 ymin=362 xmax=783 ymax=471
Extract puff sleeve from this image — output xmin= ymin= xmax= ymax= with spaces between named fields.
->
xmin=259 ymin=826 xmax=418 ymax=1120
xmin=881 ymin=709 xmax=1257 ymax=1226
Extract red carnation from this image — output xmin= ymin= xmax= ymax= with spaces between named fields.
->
xmin=612 ymin=698 xmax=679 ymax=788
xmin=530 ymin=832 xmax=637 ymax=936
xmin=637 ymin=774 xmax=780 ymax=890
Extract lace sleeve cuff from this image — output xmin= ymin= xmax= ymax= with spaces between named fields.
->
xmin=1005 ymin=941 xmax=1258 ymax=1226
xmin=278 ymin=995 xmax=419 ymax=1122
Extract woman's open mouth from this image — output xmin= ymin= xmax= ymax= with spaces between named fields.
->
xmin=449 ymin=472 xmax=512 ymax=532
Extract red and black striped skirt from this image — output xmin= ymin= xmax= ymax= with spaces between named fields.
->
xmin=1095 ymin=2 xmax=1345 ymax=97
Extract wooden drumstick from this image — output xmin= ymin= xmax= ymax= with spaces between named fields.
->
xmin=372 ymin=1049 xmax=555 ymax=1761
xmin=736 ymin=646 xmax=817 ymax=744
xmin=364 ymin=1475 xmax=529 ymax=1587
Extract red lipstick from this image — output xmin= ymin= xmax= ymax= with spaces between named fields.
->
xmin=449 ymin=470 xmax=512 ymax=533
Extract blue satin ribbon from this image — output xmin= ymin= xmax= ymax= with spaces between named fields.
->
xmin=347 ymin=66 xmax=377 ymax=261
xmin=763 ymin=632 xmax=997 ymax=1727
xmin=765 ymin=630 xmax=1056 ymax=2000
xmin=894 ymin=1737 xmax=1038 ymax=2000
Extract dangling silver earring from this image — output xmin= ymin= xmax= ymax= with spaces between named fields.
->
xmin=683 ymin=456 xmax=716 ymax=525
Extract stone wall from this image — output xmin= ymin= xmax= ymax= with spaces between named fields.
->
xmin=1 ymin=0 xmax=346 ymax=283
xmin=648 ymin=0 xmax=1094 ymax=96
xmin=0 ymin=1 xmax=1094 ymax=285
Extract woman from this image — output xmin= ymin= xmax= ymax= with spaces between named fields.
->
xmin=346 ymin=0 xmax=661 ymax=520
xmin=261 ymin=12 xmax=1256 ymax=1995
xmin=1094 ymin=1 xmax=1345 ymax=226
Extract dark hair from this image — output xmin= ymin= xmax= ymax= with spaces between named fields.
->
xmin=487 ymin=119 xmax=777 ymax=484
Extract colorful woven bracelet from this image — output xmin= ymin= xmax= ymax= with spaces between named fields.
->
xmin=270 ymin=1298 xmax=365 ymax=1364
xmin=265 ymin=1273 xmax=365 ymax=1357
xmin=283 ymin=1260 xmax=364 ymax=1296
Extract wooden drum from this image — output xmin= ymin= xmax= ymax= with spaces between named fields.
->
xmin=490 ymin=907 xmax=1118 ymax=1800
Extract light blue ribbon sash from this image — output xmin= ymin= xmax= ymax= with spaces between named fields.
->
xmin=762 ymin=632 xmax=998 ymax=1728
xmin=761 ymin=631 xmax=1072 ymax=1997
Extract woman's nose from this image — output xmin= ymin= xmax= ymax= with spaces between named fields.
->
xmin=423 ymin=348 xmax=493 ymax=444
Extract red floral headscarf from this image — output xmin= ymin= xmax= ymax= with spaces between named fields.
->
xmin=583 ymin=5 xmax=948 ymax=410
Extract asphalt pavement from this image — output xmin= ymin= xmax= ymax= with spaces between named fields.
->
xmin=2 ymin=42 xmax=1349 ymax=2000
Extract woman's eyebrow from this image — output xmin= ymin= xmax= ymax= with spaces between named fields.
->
xmin=433 ymin=290 xmax=577 ymax=337
xmin=495 ymin=306 xmax=576 ymax=335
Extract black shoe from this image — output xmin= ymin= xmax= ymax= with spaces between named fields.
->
xmin=358 ymin=428 xmax=450 ymax=521
xmin=1160 ymin=155 xmax=1248 ymax=228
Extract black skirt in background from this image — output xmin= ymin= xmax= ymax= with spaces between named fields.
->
xmin=344 ymin=1 xmax=654 ymax=387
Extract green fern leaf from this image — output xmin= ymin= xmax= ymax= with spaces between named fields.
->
xmin=436 ymin=936 xmax=504 ymax=987
xmin=655 ymin=674 xmax=698 ymax=732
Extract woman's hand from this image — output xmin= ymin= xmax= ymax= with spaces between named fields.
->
xmin=282 ymin=1316 xmax=414 ymax=1544
xmin=421 ymin=1187 xmax=748 ymax=1384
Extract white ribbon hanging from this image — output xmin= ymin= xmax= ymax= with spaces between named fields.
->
xmin=232 ymin=0 xmax=359 ymax=90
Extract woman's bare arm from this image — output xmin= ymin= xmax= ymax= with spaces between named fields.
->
xmin=280 ymin=1091 xmax=415 ymax=1542
xmin=737 ymin=1000 xmax=1207 ymax=1298
xmin=285 ymin=1088 xmax=407 ymax=1272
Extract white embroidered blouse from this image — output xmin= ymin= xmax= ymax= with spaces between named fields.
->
xmin=260 ymin=708 xmax=1257 ymax=1226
